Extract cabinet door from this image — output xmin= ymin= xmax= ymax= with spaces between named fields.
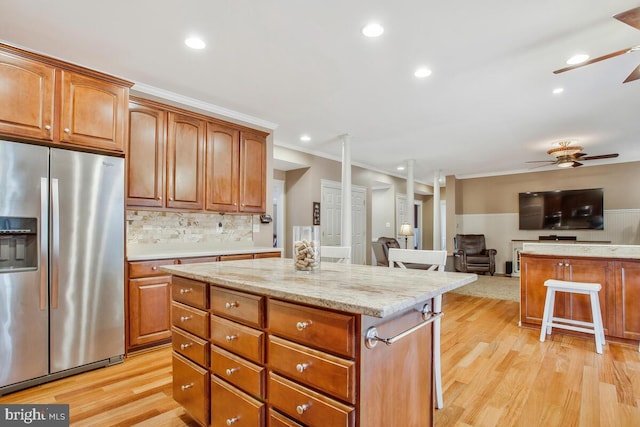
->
xmin=239 ymin=131 xmax=266 ymax=213
xmin=563 ymin=258 xmax=613 ymax=335
xmin=59 ymin=70 xmax=128 ymax=152
xmin=520 ymin=255 xmax=564 ymax=325
xmin=0 ymin=51 xmax=55 ymax=140
xmin=205 ymin=122 xmax=239 ymax=212
xmin=166 ymin=112 xmax=205 ymax=209
xmin=127 ymin=101 xmax=166 ymax=207
xmin=128 ymin=276 xmax=172 ymax=348
xmin=615 ymin=261 xmax=640 ymax=340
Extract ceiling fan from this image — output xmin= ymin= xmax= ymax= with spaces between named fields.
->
xmin=553 ymin=6 xmax=640 ymax=83
xmin=527 ymin=141 xmax=619 ymax=168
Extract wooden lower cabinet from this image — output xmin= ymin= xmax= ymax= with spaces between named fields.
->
xmin=170 ymin=276 xmax=435 ymax=426
xmin=521 ymin=254 xmax=640 ymax=342
xmin=173 ymin=353 xmax=209 ymax=426
xmin=128 ymin=276 xmax=172 ymax=347
xmin=127 ymin=252 xmax=280 ymax=352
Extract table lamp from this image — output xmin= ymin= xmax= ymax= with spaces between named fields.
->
xmin=399 ymin=223 xmax=414 ymax=249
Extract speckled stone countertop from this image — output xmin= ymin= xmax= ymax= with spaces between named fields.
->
xmin=161 ymin=258 xmax=477 ymax=318
xmin=127 ymin=243 xmax=282 ymax=261
xmin=521 ymin=243 xmax=640 ymax=259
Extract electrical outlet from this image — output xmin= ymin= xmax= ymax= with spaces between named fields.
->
xmin=216 ymin=222 xmax=223 ymax=234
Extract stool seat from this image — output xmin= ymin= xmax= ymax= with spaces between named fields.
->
xmin=544 ymin=279 xmax=601 ymax=293
xmin=540 ymin=279 xmax=605 ymax=354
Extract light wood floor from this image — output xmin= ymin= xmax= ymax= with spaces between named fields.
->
xmin=1 ymin=293 xmax=639 ymax=426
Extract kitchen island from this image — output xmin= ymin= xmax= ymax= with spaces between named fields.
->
xmin=520 ymin=243 xmax=640 ymax=346
xmin=162 ymin=257 xmax=476 ymax=427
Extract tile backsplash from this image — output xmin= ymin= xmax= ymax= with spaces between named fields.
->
xmin=126 ymin=210 xmax=254 ymax=245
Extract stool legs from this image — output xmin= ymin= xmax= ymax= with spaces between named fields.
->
xmin=433 ymin=294 xmax=444 ymax=409
xmin=539 ymin=288 xmax=556 ymax=342
xmin=589 ymin=291 xmax=604 ymax=354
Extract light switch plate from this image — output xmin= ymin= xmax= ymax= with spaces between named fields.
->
xmin=253 ymin=224 xmax=260 ymax=232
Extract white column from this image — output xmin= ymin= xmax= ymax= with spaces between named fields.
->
xmin=340 ymin=134 xmax=352 ymax=261
xmin=433 ymin=170 xmax=442 ymax=250
xmin=406 ymin=159 xmax=415 ymax=249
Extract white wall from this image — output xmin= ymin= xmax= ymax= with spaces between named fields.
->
xmin=456 ymin=209 xmax=640 ymax=274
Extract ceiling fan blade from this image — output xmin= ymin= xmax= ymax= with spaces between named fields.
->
xmin=571 ymin=161 xmax=583 ymax=167
xmin=581 ymin=153 xmax=619 ymax=160
xmin=614 ymin=6 xmax=640 ymax=30
xmin=526 ymin=160 xmax=556 ymax=163
xmin=624 ymin=63 xmax=640 ymax=83
xmin=573 ymin=152 xmax=588 ymax=158
xmin=553 ymin=47 xmax=634 ymax=74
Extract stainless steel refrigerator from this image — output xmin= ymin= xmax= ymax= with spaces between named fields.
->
xmin=0 ymin=140 xmax=124 ymax=395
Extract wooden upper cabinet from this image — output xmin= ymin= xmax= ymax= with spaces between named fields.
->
xmin=0 ymin=43 xmax=131 ymax=153
xmin=239 ymin=131 xmax=267 ymax=213
xmin=58 ymin=70 xmax=128 ymax=152
xmin=205 ymin=124 xmax=266 ymax=213
xmin=166 ymin=112 xmax=205 ymax=210
xmin=205 ymin=122 xmax=240 ymax=212
xmin=127 ymin=101 xmax=166 ymax=207
xmin=0 ymin=50 xmax=55 ymax=140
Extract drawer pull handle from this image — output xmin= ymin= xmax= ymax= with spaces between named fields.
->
xmin=226 ymin=417 xmax=239 ymax=426
xmin=225 ymin=301 xmax=238 ymax=309
xmin=296 ymin=363 xmax=310 ymax=373
xmin=179 ymin=288 xmax=193 ymax=294
xmin=365 ymin=304 xmax=442 ymax=349
xmin=296 ymin=403 xmax=311 ymax=415
xmin=225 ymin=367 xmax=239 ymax=375
xmin=181 ymin=383 xmax=193 ymax=391
xmin=296 ymin=321 xmax=312 ymax=331
xmin=225 ymin=335 xmax=237 ymax=342
xmin=180 ymin=343 xmax=192 ymax=350
xmin=180 ymin=315 xmax=193 ymax=322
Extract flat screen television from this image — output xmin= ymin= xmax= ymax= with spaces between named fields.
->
xmin=519 ymin=188 xmax=604 ymax=230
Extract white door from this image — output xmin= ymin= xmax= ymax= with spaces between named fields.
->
xmin=321 ymin=180 xmax=367 ymax=264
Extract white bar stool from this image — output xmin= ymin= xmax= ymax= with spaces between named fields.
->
xmin=539 ymin=279 xmax=605 ymax=354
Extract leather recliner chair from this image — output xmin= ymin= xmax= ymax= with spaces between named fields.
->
xmin=453 ymin=234 xmax=497 ymax=275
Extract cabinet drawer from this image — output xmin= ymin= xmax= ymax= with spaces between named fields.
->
xmin=211 ymin=345 xmax=265 ymax=399
xmin=172 ymin=327 xmax=208 ymax=367
xmin=268 ymin=336 xmax=355 ymax=403
xmin=179 ymin=256 xmax=218 ymax=264
xmin=268 ymin=300 xmax=356 ymax=358
xmin=269 ymin=409 xmax=303 ymax=427
xmin=211 ymin=375 xmax=265 ymax=427
xmin=129 ymin=259 xmax=177 ymax=278
xmin=211 ymin=315 xmax=265 ymax=364
xmin=172 ymin=301 xmax=209 ymax=339
xmin=172 ymin=276 xmax=208 ymax=309
xmin=211 ymin=286 xmax=264 ymax=328
xmin=254 ymin=251 xmax=281 ymax=259
xmin=220 ymin=253 xmax=254 ymax=261
xmin=173 ymin=353 xmax=210 ymax=427
xmin=268 ymin=373 xmax=354 ymax=427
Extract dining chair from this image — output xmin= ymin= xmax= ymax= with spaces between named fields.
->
xmin=388 ymin=248 xmax=448 ymax=410
xmin=320 ymin=245 xmax=351 ymax=263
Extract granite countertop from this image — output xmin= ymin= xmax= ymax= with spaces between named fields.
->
xmin=521 ymin=243 xmax=640 ymax=259
xmin=161 ymin=258 xmax=477 ymax=318
xmin=127 ymin=243 xmax=282 ymax=261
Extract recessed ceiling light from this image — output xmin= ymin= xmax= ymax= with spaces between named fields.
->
xmin=566 ymin=54 xmax=589 ymax=65
xmin=362 ymin=23 xmax=384 ymax=38
xmin=300 ymin=135 xmax=311 ymax=142
xmin=414 ymin=67 xmax=432 ymax=78
xmin=553 ymin=87 xmax=564 ymax=94
xmin=185 ymin=37 xmax=206 ymax=50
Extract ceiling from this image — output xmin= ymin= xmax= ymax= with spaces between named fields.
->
xmin=2 ymin=1 xmax=639 ymax=184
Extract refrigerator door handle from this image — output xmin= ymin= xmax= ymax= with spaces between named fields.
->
xmin=40 ymin=177 xmax=48 ymax=311
xmin=51 ymin=178 xmax=60 ymax=310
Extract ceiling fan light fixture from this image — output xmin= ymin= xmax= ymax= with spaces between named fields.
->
xmin=557 ymin=160 xmax=574 ymax=168
xmin=566 ymin=53 xmax=590 ymax=65
xmin=547 ymin=141 xmax=583 ymax=158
